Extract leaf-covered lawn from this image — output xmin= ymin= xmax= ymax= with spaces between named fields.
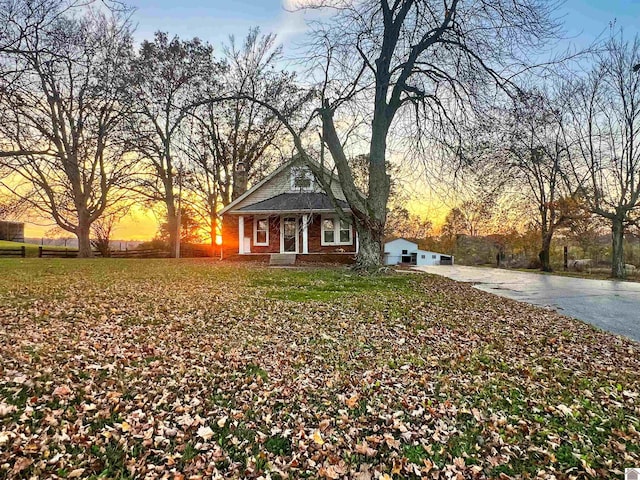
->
xmin=0 ymin=260 xmax=639 ymax=479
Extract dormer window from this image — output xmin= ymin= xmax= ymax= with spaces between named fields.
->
xmin=290 ymin=167 xmax=314 ymax=191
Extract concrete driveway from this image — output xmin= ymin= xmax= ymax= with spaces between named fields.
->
xmin=413 ymin=265 xmax=640 ymax=342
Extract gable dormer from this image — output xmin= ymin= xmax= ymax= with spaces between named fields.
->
xmin=290 ymin=166 xmax=314 ymax=192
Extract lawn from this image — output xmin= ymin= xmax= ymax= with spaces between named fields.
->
xmin=0 ymin=259 xmax=639 ymax=479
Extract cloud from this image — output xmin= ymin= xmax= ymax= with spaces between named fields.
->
xmin=275 ymin=0 xmax=343 ymax=44
xmin=281 ymin=0 xmax=333 ymax=9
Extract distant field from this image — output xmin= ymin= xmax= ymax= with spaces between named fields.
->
xmin=0 ymin=240 xmax=68 ymax=257
xmin=0 ymin=260 xmax=639 ymax=479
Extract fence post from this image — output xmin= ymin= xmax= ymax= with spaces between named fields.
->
xmin=38 ymin=246 xmax=43 ymax=258
xmin=21 ymin=246 xmax=25 ymax=258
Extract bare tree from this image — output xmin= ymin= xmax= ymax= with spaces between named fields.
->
xmin=91 ymin=211 xmax=119 ymax=256
xmin=385 ymin=206 xmax=432 ymax=239
xmin=225 ymin=0 xmax=562 ymax=269
xmin=1 ymin=0 xmax=93 ymax=159
xmin=564 ymin=34 xmax=640 ymax=278
xmin=218 ymin=28 xmax=293 ymax=202
xmin=0 ymin=7 xmax=135 ymax=257
xmin=0 ymin=190 xmax=25 ymax=219
xmin=127 ymin=32 xmax=219 ymax=257
xmin=180 ymin=121 xmax=221 ymax=246
xmin=181 ymin=29 xmax=296 ymax=245
xmin=1 ymin=0 xmax=72 ymax=55
xmin=501 ymin=89 xmax=577 ymax=271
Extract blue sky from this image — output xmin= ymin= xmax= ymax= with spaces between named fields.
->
xmin=126 ymin=0 xmax=310 ymax=49
xmin=124 ymin=0 xmax=640 ymax=51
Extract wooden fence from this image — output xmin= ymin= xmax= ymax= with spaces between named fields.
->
xmin=110 ymin=248 xmax=170 ymax=258
xmin=0 ymin=246 xmax=26 ymax=258
xmin=37 ymin=247 xmax=170 ymax=258
xmin=38 ymin=247 xmax=91 ymax=258
xmin=0 ymin=245 xmax=211 ymax=259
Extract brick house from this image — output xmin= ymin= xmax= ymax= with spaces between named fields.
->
xmin=219 ymin=158 xmax=358 ymax=261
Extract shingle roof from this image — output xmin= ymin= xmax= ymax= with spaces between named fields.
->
xmin=238 ymin=193 xmax=348 ymax=212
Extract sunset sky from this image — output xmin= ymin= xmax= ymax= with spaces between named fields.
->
xmin=21 ymin=0 xmax=640 ymax=240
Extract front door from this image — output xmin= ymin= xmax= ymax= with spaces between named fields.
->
xmin=282 ymin=217 xmax=298 ymax=253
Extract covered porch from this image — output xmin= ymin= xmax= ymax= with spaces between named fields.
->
xmin=233 ymin=213 xmax=359 ymax=255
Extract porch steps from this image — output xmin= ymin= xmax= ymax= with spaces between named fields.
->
xmin=269 ymin=254 xmax=297 ymax=266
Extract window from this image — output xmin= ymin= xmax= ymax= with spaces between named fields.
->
xmin=402 ymin=249 xmax=408 ymax=255
xmin=321 ymin=216 xmax=352 ymax=245
xmin=339 ymin=221 xmax=350 ymax=243
xmin=254 ymin=217 xmax=269 ymax=246
xmin=432 ymin=254 xmax=436 ymax=259
xmin=290 ymin=167 xmax=314 ymax=191
xmin=421 ymin=254 xmax=425 ymax=259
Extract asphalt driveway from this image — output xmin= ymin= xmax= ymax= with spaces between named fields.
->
xmin=413 ymin=265 xmax=640 ymax=342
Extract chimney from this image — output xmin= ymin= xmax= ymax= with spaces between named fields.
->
xmin=233 ymin=161 xmax=248 ymax=200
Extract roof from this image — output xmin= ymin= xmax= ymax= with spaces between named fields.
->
xmin=238 ymin=193 xmax=348 ymax=213
xmin=385 ymin=238 xmax=419 ymax=248
xmin=219 ymin=157 xmax=344 ymax=216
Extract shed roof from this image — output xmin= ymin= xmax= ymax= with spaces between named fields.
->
xmin=238 ymin=193 xmax=348 ymax=213
xmin=385 ymin=238 xmax=419 ymax=248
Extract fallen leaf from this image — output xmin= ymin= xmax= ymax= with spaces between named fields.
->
xmin=53 ymin=385 xmax=71 ymax=397
xmin=197 ymin=426 xmax=214 ymax=441
xmin=346 ymin=394 xmax=360 ymax=409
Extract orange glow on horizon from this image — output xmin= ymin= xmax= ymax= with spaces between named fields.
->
xmin=22 ymin=199 xmax=448 ymax=242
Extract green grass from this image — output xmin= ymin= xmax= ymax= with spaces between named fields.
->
xmin=0 ymin=240 xmax=68 ymax=257
xmin=251 ymin=268 xmax=415 ymax=301
xmin=0 ymin=259 xmax=638 ymax=479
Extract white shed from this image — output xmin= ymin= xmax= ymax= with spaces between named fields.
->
xmin=384 ymin=238 xmax=454 ymax=266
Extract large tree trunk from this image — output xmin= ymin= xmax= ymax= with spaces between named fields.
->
xmin=611 ymin=216 xmax=625 ymax=279
xmin=164 ymin=177 xmax=179 ymax=257
xmin=357 ymin=125 xmax=389 ymax=271
xmin=76 ymin=223 xmax=93 ymax=258
xmin=166 ymin=202 xmax=179 ymax=258
xmin=354 ymin=217 xmax=385 ymax=271
xmin=539 ymin=230 xmax=553 ymax=272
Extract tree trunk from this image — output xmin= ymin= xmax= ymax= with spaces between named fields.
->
xmin=354 ymin=219 xmax=384 ymax=271
xmin=166 ymin=207 xmax=178 ymax=257
xmin=539 ymin=231 xmax=553 ymax=272
xmin=76 ymin=223 xmax=93 ymax=258
xmin=210 ymin=217 xmax=217 ymax=247
xmin=611 ymin=216 xmax=625 ymax=279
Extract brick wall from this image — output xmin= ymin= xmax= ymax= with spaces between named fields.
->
xmin=249 ymin=215 xmax=280 ymax=254
xmin=307 ymin=214 xmax=356 ymax=254
xmin=221 ymin=214 xmax=280 ymax=255
xmin=221 ymin=213 xmax=357 ymax=256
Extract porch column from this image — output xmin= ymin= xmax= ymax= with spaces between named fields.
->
xmin=238 ymin=215 xmax=245 ymax=254
xmin=355 ymin=230 xmax=359 ymax=253
xmin=302 ymin=214 xmax=309 ymax=254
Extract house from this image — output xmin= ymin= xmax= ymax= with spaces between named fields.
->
xmin=0 ymin=220 xmax=24 ymax=243
xmin=384 ymin=238 xmax=453 ymax=266
xmin=219 ymin=158 xmax=358 ymax=262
